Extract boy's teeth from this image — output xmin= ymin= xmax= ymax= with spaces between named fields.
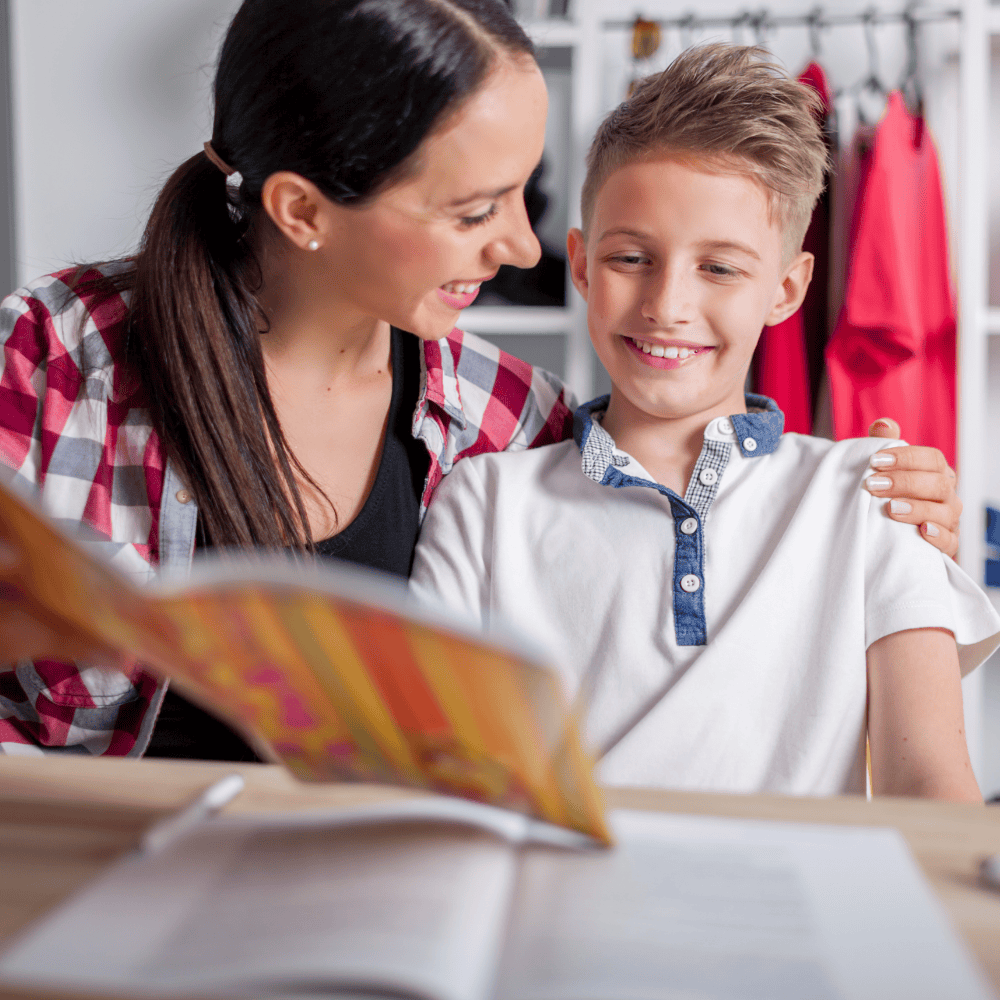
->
xmin=443 ymin=281 xmax=481 ymax=295
xmin=631 ymin=338 xmax=703 ymax=360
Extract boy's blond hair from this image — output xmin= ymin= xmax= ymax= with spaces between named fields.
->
xmin=581 ymin=43 xmax=829 ymax=259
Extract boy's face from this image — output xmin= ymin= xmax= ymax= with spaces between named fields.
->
xmin=568 ymin=156 xmax=811 ymax=426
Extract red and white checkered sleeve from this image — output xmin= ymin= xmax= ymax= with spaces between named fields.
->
xmin=454 ymin=331 xmax=576 ymax=455
xmin=0 ymin=272 xmax=154 ymax=755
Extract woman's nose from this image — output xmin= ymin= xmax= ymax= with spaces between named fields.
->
xmin=489 ymin=198 xmax=542 ymax=270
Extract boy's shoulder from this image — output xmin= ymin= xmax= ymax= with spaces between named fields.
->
xmin=772 ymin=431 xmax=901 ymax=473
xmin=443 ymin=435 xmax=579 ymax=486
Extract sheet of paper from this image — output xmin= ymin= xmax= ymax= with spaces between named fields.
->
xmin=0 ymin=822 xmax=518 ymax=1000
xmin=497 ymin=809 xmax=996 ymax=1000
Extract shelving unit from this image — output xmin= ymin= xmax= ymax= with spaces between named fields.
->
xmin=959 ymin=0 xmax=992 ymax=786
xmin=463 ymin=10 xmax=604 ymax=401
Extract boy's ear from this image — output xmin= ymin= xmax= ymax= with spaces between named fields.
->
xmin=763 ymin=251 xmax=814 ymax=327
xmin=567 ymin=228 xmax=590 ymax=301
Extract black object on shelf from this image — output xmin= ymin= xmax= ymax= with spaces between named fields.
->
xmin=470 ymin=160 xmax=566 ymax=309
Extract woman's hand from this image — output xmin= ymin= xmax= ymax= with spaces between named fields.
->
xmin=865 ymin=418 xmax=961 ymax=558
xmin=0 ymin=537 xmax=125 ymax=667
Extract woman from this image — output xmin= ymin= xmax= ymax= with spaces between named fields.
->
xmin=0 ymin=0 xmax=960 ymax=759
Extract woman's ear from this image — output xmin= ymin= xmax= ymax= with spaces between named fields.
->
xmin=567 ymin=228 xmax=590 ymax=302
xmin=260 ymin=172 xmax=326 ymax=251
xmin=764 ymin=251 xmax=814 ymax=327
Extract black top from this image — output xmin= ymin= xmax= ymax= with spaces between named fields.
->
xmin=145 ymin=328 xmax=429 ymax=762
xmin=312 ymin=327 xmax=427 ymax=577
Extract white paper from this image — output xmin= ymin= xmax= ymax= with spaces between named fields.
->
xmin=497 ymin=810 xmax=996 ymax=1000
xmin=0 ymin=822 xmax=518 ymax=1000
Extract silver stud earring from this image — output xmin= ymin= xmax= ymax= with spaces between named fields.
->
xmin=307 ymin=239 xmax=320 ymax=251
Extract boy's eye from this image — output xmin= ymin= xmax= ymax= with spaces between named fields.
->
xmin=701 ymin=262 xmax=739 ymax=278
xmin=609 ymin=254 xmax=649 ymax=267
xmin=459 ymin=204 xmax=499 ymax=228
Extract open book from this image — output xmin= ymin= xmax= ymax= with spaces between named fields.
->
xmin=0 ymin=480 xmax=608 ymax=842
xmin=0 ymin=798 xmax=992 ymax=1000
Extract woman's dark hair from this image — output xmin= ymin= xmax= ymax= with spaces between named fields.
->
xmin=121 ymin=0 xmax=534 ymax=551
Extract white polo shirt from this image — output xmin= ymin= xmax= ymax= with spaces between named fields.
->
xmin=410 ymin=395 xmax=1000 ymax=796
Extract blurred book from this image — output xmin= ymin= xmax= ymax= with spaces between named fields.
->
xmin=0 ymin=478 xmax=609 ymax=843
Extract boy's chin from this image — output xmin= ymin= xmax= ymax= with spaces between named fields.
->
xmin=610 ymin=384 xmax=746 ymax=425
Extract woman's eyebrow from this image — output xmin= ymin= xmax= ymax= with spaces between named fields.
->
xmin=446 ymin=183 xmax=518 ymax=207
xmin=446 ymin=160 xmax=544 ymax=208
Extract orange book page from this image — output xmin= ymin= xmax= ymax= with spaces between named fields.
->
xmin=0 ymin=482 xmax=610 ymax=843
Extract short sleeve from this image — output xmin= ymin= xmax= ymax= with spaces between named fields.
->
xmin=865 ymin=495 xmax=1000 ymax=676
xmin=410 ymin=456 xmax=493 ymax=628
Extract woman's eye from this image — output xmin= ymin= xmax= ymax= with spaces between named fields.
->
xmin=460 ymin=204 xmax=499 ymax=228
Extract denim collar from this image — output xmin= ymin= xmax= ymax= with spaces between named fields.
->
xmin=572 ymin=393 xmax=785 ymax=461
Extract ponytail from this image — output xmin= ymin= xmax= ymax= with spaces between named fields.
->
xmin=128 ymin=153 xmax=316 ymax=550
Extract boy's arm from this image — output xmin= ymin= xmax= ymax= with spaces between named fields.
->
xmin=866 ymin=628 xmax=982 ymax=802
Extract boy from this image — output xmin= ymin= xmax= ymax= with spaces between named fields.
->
xmin=410 ymin=44 xmax=1000 ymax=800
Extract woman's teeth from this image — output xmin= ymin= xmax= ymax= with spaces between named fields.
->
xmin=442 ymin=281 xmax=482 ymax=295
xmin=631 ymin=338 xmax=698 ymax=359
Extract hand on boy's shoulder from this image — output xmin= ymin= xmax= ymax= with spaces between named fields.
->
xmin=864 ymin=418 xmax=960 ymax=558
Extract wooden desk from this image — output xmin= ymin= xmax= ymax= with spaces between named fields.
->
xmin=2 ymin=756 xmax=1000 ymax=998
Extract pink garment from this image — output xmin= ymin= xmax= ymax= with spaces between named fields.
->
xmin=826 ymin=91 xmax=956 ymax=466
xmin=752 ymin=62 xmax=832 ymax=434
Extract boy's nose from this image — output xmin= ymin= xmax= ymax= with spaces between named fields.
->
xmin=642 ymin=267 xmax=695 ymax=327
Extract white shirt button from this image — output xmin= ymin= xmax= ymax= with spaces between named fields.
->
xmin=175 ymin=489 xmax=192 ymax=504
xmin=743 ymin=437 xmax=758 ymax=452
xmin=680 ymin=517 xmax=698 ymax=535
xmin=718 ymin=418 xmax=734 ymax=435
xmin=680 ymin=574 xmax=702 ymax=593
xmin=698 ymin=467 xmax=718 ymax=486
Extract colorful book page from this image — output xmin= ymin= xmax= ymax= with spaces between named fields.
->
xmin=151 ymin=583 xmax=610 ymax=843
xmin=0 ymin=481 xmax=610 ymax=843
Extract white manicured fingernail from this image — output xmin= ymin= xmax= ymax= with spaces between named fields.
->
xmin=866 ymin=476 xmax=892 ymax=491
xmin=923 ymin=522 xmax=940 ymax=537
xmin=870 ymin=453 xmax=896 ymax=468
xmin=0 ymin=539 xmax=16 ymax=569
xmin=889 ymin=499 xmax=912 ymax=514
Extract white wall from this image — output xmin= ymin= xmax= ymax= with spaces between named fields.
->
xmin=9 ymin=0 xmax=239 ymax=286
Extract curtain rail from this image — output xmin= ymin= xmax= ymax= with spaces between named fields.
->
xmin=602 ymin=8 xmax=961 ymax=31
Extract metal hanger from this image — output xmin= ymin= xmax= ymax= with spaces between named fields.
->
xmin=807 ymin=7 xmax=824 ymax=62
xmin=854 ymin=9 xmax=889 ymax=125
xmin=900 ymin=7 xmax=925 ymax=120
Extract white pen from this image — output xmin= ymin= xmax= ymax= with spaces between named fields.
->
xmin=140 ymin=773 xmax=245 ymax=855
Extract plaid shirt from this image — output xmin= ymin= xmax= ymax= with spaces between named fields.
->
xmin=0 ymin=265 xmax=575 ymax=755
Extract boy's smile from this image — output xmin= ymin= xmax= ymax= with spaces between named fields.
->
xmin=623 ymin=336 xmax=714 ymax=369
xmin=568 ymin=156 xmax=812 ymax=434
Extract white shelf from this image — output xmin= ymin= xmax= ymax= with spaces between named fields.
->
xmin=457 ymin=305 xmax=574 ymax=335
xmin=524 ymin=19 xmax=581 ymax=47
xmin=987 ymin=5 xmax=1000 ymax=34
xmin=985 ymin=307 xmax=1000 ymax=333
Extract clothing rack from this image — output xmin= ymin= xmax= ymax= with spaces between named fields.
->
xmin=602 ymin=8 xmax=961 ymax=33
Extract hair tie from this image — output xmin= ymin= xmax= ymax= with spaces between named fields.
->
xmin=203 ymin=141 xmax=236 ymax=176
